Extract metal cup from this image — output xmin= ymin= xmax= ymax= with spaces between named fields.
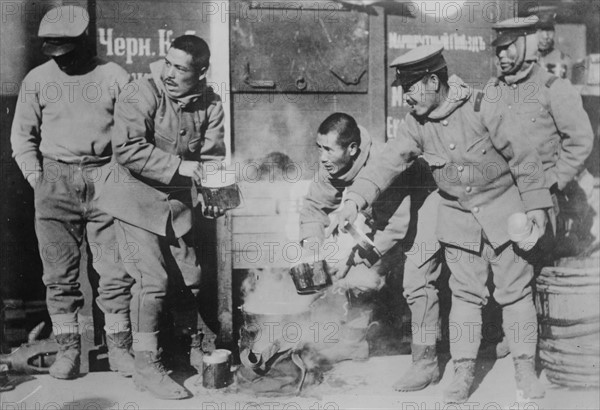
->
xmin=200 ymin=183 xmax=241 ymax=210
xmin=202 ymin=349 xmax=233 ymax=389
xmin=289 ymin=259 xmax=332 ymax=294
xmin=200 ymin=164 xmax=241 ymax=210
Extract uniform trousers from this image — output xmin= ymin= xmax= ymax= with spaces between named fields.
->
xmin=444 ymin=238 xmax=538 ymax=360
xmin=113 ymin=218 xmax=201 ymax=335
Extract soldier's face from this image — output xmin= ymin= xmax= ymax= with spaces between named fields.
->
xmin=52 ymin=47 xmax=88 ymax=74
xmin=162 ymin=48 xmax=206 ymax=98
xmin=316 ymin=132 xmax=357 ymax=178
xmin=538 ymin=29 xmax=555 ymax=52
xmin=496 ymin=42 xmax=521 ymax=74
xmin=404 ymin=77 xmax=438 ymax=118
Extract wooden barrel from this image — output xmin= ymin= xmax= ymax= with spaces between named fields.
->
xmin=535 ymin=255 xmax=600 ymax=388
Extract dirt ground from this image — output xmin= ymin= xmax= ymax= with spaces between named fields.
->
xmin=2 ymin=354 xmax=598 ymax=410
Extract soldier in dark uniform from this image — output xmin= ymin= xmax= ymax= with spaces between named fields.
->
xmin=10 ymin=5 xmax=134 ymax=380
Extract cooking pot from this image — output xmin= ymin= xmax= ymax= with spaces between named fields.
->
xmin=239 ymin=303 xmax=311 ymax=371
xmin=238 ymin=302 xmax=312 ymax=394
xmin=240 ymin=304 xmax=311 ymax=350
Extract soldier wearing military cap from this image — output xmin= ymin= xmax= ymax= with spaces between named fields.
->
xmin=10 ymin=5 xmax=134 ymax=379
xmin=534 ymin=8 xmax=573 ymax=80
xmin=488 ymin=14 xmax=594 ymax=395
xmin=490 ymin=18 xmax=594 ymax=249
xmin=368 ymin=48 xmax=449 ymax=394
xmin=336 ymin=44 xmax=553 ymax=404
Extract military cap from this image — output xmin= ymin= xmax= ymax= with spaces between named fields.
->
xmin=537 ymin=9 xmax=557 ymax=30
xmin=38 ymin=5 xmax=89 ymax=56
xmin=390 ymin=45 xmax=446 ymax=91
xmin=491 ymin=16 xmax=539 ymax=47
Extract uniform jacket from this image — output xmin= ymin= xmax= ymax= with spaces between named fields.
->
xmin=97 ymin=61 xmax=225 ymax=237
xmin=536 ymin=47 xmax=573 ymax=81
xmin=490 ymin=63 xmax=593 ymax=191
xmin=11 ymin=57 xmax=130 ymax=177
xmin=346 ymin=75 xmax=552 ymax=250
xmin=299 ymin=126 xmax=436 ymax=255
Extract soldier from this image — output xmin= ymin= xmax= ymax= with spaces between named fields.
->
xmin=491 ymin=17 xmax=594 ymax=254
xmin=10 ymin=6 xmax=134 ymax=379
xmin=299 ymin=113 xmax=442 ymax=383
xmin=535 ymin=12 xmax=573 ymax=81
xmin=300 ymin=112 xmax=444 ymax=389
xmin=97 ymin=35 xmax=225 ymax=399
xmin=336 ymin=45 xmax=552 ymax=403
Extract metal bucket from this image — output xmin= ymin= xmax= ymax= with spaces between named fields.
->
xmin=288 ymin=260 xmax=332 ymax=295
xmin=535 ymin=255 xmax=600 ymax=388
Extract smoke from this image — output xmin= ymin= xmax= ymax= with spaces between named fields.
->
xmin=236 ymin=151 xmax=353 ymax=363
xmin=241 ymin=267 xmax=314 ymax=316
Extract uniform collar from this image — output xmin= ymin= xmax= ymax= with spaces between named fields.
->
xmin=537 ymin=47 xmax=553 ymax=58
xmin=428 ymin=75 xmax=472 ymax=121
xmin=331 ymin=125 xmax=372 ymax=183
xmin=149 ymin=60 xmax=207 ymax=107
xmin=499 ymin=61 xmax=535 ymax=85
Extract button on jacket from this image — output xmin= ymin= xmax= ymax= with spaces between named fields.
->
xmin=346 ymin=75 xmax=552 ymax=250
xmin=97 ymin=61 xmax=225 ymax=237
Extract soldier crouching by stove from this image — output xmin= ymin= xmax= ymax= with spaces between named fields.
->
xmin=299 ymin=113 xmax=444 ymax=393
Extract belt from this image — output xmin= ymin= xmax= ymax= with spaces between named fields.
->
xmin=42 ymin=155 xmax=111 ymax=167
xmin=438 ymin=189 xmax=458 ymax=201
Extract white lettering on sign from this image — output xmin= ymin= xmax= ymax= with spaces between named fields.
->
xmin=389 ymin=32 xmax=486 ymax=52
xmin=158 ymin=29 xmax=174 ymax=57
xmin=387 ymin=116 xmax=404 ymax=140
xmin=391 ymin=86 xmax=405 ymax=108
xmin=98 ymin=28 xmax=173 ymax=64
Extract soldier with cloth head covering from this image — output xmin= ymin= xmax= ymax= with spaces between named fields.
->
xmin=489 ymin=17 xmax=594 ymax=257
xmin=10 ymin=5 xmax=134 ymax=380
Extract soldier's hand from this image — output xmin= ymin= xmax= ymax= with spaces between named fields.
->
xmin=527 ymin=209 xmax=547 ymax=238
xmin=351 ymin=251 xmax=367 ymax=267
xmin=202 ymin=204 xmax=226 ymax=219
xmin=337 ymin=200 xmax=359 ymax=233
xmin=197 ymin=194 xmax=226 ymax=219
xmin=334 ymin=264 xmax=385 ymax=296
xmin=178 ymin=160 xmax=203 ymax=183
